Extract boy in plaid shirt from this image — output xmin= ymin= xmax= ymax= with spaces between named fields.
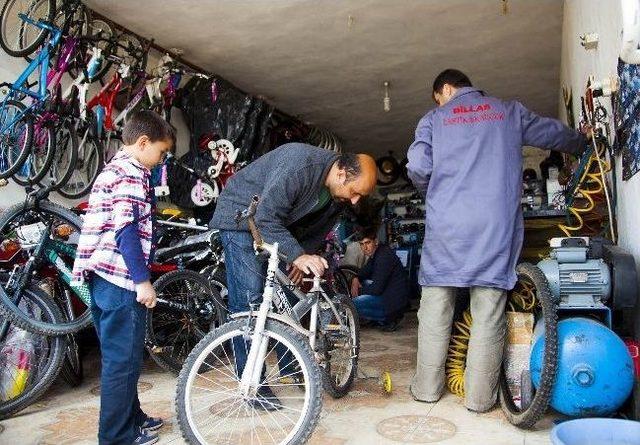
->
xmin=72 ymin=111 xmax=174 ymax=445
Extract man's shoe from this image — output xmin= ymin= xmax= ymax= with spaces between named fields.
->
xmin=141 ymin=416 xmax=164 ymax=432
xmin=251 ymin=385 xmax=282 ymax=411
xmin=133 ymin=429 xmax=159 ymax=445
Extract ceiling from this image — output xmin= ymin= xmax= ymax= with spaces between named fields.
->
xmin=86 ymin=0 xmax=564 ymax=157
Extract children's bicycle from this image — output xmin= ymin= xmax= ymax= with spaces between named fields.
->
xmin=176 ymin=196 xmax=359 ymax=445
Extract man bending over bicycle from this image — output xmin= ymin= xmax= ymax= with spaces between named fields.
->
xmin=210 ymin=143 xmax=376 ymax=406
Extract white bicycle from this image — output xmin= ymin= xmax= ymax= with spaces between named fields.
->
xmin=176 ymin=196 xmax=359 ymax=444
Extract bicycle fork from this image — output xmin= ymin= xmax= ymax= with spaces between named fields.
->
xmin=239 ymin=242 xmax=279 ymax=397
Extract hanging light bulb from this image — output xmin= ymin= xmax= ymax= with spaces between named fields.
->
xmin=383 ymin=81 xmax=391 ymax=112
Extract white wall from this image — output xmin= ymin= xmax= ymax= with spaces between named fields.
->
xmin=560 ymin=0 xmax=640 ymax=273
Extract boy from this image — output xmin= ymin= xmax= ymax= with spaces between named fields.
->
xmin=72 ymin=110 xmax=175 ymax=445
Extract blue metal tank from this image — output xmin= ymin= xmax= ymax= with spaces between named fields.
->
xmin=530 ymin=317 xmax=635 ymax=417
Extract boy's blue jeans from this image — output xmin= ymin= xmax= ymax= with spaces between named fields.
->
xmin=90 ymin=273 xmax=148 ymax=445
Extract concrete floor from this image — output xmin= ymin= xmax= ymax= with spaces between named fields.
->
xmin=0 ymin=313 xmax=557 ymax=444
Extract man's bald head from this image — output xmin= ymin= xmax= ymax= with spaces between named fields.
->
xmin=326 ymin=153 xmax=378 ymax=206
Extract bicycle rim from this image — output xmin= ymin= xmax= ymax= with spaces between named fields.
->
xmin=0 ymin=201 xmax=92 ymax=336
xmin=43 ymin=117 xmax=78 ymax=190
xmin=57 ymin=124 xmax=103 ymax=199
xmin=0 ymin=100 xmax=33 ymax=179
xmin=12 ymin=122 xmax=54 ymax=186
xmin=148 ymin=270 xmax=222 ymax=374
xmin=180 ymin=321 xmax=318 ymax=445
xmin=0 ymin=283 xmax=66 ymax=419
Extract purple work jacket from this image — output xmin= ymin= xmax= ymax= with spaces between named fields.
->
xmin=407 ymin=87 xmax=585 ymax=290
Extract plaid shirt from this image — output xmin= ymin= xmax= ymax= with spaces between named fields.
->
xmin=72 ymin=150 xmax=154 ymax=291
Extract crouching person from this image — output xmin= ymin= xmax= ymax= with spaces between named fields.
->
xmin=351 ymin=228 xmax=409 ymax=331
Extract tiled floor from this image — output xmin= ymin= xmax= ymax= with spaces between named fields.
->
xmin=0 ymin=313 xmax=556 ymax=444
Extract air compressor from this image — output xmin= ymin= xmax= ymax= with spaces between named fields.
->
xmin=530 ymin=237 xmax=639 ymax=418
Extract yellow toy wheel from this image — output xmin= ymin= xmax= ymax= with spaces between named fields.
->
xmin=382 ymin=371 xmax=392 ymax=393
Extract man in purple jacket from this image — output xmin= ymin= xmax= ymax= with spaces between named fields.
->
xmin=407 ymin=69 xmax=586 ymax=412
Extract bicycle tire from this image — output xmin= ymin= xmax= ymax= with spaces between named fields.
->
xmin=0 ymin=200 xmax=93 ymax=336
xmin=12 ymin=120 xmax=54 ymax=186
xmin=0 ymin=100 xmax=33 ymax=179
xmin=336 ymin=265 xmax=359 ymax=298
xmin=0 ymin=283 xmax=66 ymax=420
xmin=499 ymin=263 xmax=558 ymax=429
xmin=176 ymin=319 xmax=323 ymax=445
xmin=59 ymin=334 xmax=83 ymax=387
xmin=41 ymin=116 xmax=78 ymax=191
xmin=67 ymin=18 xmax=114 ymax=82
xmin=57 ymin=121 xmax=103 ymax=199
xmin=321 ymin=294 xmax=359 ymax=398
xmin=146 ymin=269 xmax=225 ymax=375
xmin=0 ymin=0 xmax=54 ymax=57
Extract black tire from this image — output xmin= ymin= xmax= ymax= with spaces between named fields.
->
xmin=0 ymin=200 xmax=93 ymax=336
xmin=0 ymin=0 xmax=54 ymax=57
xmin=59 ymin=334 xmax=83 ymax=387
xmin=335 ymin=265 xmax=359 ymax=298
xmin=57 ymin=121 xmax=103 ymax=199
xmin=146 ymin=270 xmax=225 ymax=374
xmin=67 ymin=18 xmax=114 ymax=82
xmin=12 ymin=120 xmax=54 ymax=186
xmin=0 ymin=284 xmax=66 ymax=420
xmin=0 ymin=100 xmax=33 ymax=179
xmin=520 ymin=369 xmax=533 ymax=411
xmin=320 ymin=294 xmax=359 ymax=398
xmin=40 ymin=117 xmax=78 ymax=191
xmin=176 ymin=319 xmax=323 ymax=445
xmin=499 ymin=263 xmax=558 ymax=429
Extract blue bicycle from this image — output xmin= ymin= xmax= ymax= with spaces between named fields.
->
xmin=0 ymin=13 xmax=62 ymax=179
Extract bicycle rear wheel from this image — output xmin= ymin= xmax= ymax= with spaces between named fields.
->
xmin=0 ymin=200 xmax=93 ymax=336
xmin=57 ymin=121 xmax=103 ymax=199
xmin=319 ymin=294 xmax=359 ymax=398
xmin=0 ymin=282 xmax=66 ymax=420
xmin=0 ymin=100 xmax=33 ymax=179
xmin=176 ymin=319 xmax=323 ymax=445
xmin=147 ymin=270 xmax=225 ymax=374
xmin=12 ymin=119 xmax=54 ymax=186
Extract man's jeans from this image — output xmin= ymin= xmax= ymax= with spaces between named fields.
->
xmin=411 ymin=286 xmax=506 ymax=412
xmin=220 ymin=230 xmax=296 ymax=377
xmin=90 ymin=274 xmax=148 ymax=445
xmin=353 ymin=294 xmax=387 ymax=323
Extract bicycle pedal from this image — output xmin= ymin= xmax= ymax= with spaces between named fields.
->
xmin=150 ymin=346 xmax=173 ymax=354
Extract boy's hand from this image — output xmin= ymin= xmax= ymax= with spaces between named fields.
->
xmin=135 ymin=281 xmax=157 ymax=308
xmin=350 ymin=277 xmax=361 ymax=297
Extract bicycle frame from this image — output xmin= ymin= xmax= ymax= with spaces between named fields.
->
xmin=0 ymin=16 xmax=62 ymax=134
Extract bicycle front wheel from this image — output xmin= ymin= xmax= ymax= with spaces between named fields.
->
xmin=0 ymin=0 xmax=55 ymax=57
xmin=0 ymin=282 xmax=66 ymax=420
xmin=41 ymin=116 xmax=78 ymax=191
xmin=147 ymin=269 xmax=225 ymax=374
xmin=0 ymin=200 xmax=93 ymax=336
xmin=176 ymin=319 xmax=323 ymax=445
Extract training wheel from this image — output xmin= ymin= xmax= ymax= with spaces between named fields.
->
xmin=381 ymin=371 xmax=392 ymax=394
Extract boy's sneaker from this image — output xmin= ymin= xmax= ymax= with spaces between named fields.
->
xmin=141 ymin=416 xmax=164 ymax=432
xmin=133 ymin=429 xmax=159 ymax=445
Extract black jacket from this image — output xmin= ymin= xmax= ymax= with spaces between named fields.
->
xmin=358 ymin=244 xmax=409 ymax=316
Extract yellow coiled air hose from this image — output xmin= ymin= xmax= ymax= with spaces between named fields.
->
xmin=445 ymin=280 xmax=537 ymax=396
xmin=558 ymin=141 xmax=612 ymax=237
